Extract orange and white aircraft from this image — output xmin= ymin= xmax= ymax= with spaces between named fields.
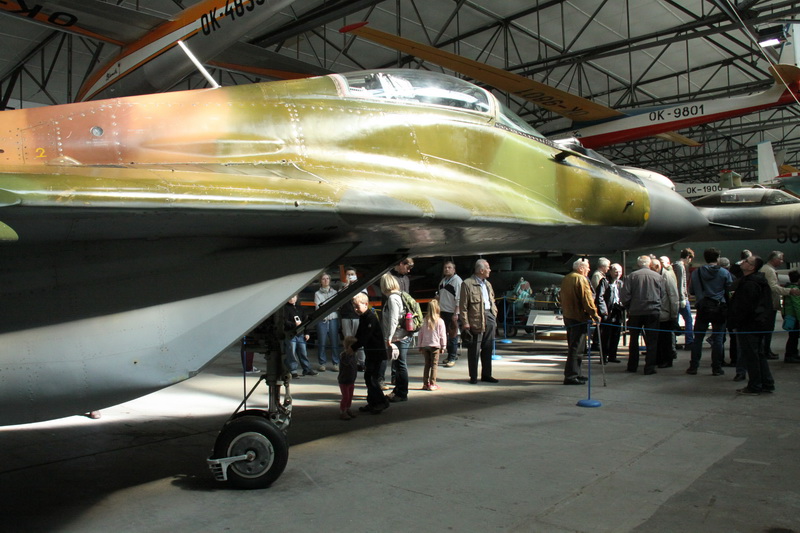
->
xmin=341 ymin=22 xmax=800 ymax=149
xmin=0 ymin=0 xmax=330 ymax=101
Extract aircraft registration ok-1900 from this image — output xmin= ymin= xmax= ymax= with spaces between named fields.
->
xmin=0 ymin=69 xmax=708 ymax=488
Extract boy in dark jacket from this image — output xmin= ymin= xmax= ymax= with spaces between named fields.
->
xmin=351 ymin=293 xmax=390 ymax=414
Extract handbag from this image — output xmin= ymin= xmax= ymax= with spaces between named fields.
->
xmin=783 ymin=315 xmax=797 ymax=331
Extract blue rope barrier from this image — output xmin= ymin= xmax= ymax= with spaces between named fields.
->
xmin=561 ymin=320 xmax=788 ymax=336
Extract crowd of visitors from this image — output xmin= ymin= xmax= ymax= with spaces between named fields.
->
xmin=257 ymin=248 xmax=799 ymax=419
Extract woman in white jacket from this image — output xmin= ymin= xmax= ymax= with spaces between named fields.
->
xmin=380 ymin=273 xmax=411 ymax=402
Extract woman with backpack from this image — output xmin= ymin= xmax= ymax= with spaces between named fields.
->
xmin=380 ymin=273 xmax=411 ymax=402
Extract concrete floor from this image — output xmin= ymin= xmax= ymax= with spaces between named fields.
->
xmin=2 ymin=332 xmax=799 ymax=533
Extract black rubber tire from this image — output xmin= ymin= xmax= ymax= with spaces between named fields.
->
xmin=213 ymin=414 xmax=288 ymax=489
xmin=504 ymin=326 xmax=518 ymax=338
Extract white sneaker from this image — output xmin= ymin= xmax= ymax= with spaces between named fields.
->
xmin=332 ymin=364 xmax=339 ymax=372
xmin=247 ymin=366 xmax=260 ymax=373
xmin=317 ymin=365 xmax=326 ymax=372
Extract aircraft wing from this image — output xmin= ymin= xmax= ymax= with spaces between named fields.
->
xmin=652 ymin=131 xmax=703 ymax=147
xmin=340 ymin=22 xmax=623 ymax=122
xmin=0 ymin=0 xmax=161 ymax=46
xmin=2 ymin=0 xmax=327 ymax=101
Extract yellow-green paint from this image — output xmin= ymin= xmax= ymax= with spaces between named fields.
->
xmin=0 ymin=71 xmax=650 ymax=230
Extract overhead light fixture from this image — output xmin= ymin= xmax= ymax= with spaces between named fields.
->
xmin=757 ymin=25 xmax=787 ymax=47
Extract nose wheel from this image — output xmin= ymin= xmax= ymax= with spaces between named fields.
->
xmin=209 ymin=413 xmax=288 ymax=489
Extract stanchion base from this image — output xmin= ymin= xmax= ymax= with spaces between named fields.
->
xmin=498 ymin=339 xmax=512 ymax=344
xmin=577 ymin=399 xmax=602 ymax=408
xmin=491 ymin=354 xmax=503 ymax=360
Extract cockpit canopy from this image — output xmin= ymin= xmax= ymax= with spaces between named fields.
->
xmin=692 ymin=187 xmax=800 ymax=206
xmin=338 ymin=69 xmax=544 ymax=139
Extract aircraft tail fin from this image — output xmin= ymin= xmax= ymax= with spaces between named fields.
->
xmin=757 ymin=141 xmax=779 ymax=183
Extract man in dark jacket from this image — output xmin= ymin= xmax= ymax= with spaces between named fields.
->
xmin=728 ymin=256 xmax=775 ymax=395
xmin=687 ymin=248 xmax=733 ymax=376
xmin=278 ymin=295 xmax=317 ymax=378
xmin=596 ymin=263 xmax=624 ymax=363
xmin=619 ymin=255 xmax=664 ymax=375
xmin=351 ymin=293 xmax=390 ymax=413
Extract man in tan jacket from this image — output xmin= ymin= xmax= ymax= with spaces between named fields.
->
xmin=762 ymin=251 xmax=800 ymax=361
xmin=459 ymin=259 xmax=499 ymax=384
xmin=560 ymin=258 xmax=601 ymax=385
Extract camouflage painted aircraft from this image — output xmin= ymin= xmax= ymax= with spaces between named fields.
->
xmin=0 ymin=68 xmax=707 ymax=487
xmin=341 ymin=23 xmax=800 ymax=149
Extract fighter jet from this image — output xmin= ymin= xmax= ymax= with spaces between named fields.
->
xmin=0 ymin=68 xmax=707 ymax=487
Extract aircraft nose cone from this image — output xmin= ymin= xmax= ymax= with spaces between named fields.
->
xmin=637 ymin=180 xmax=708 ymax=247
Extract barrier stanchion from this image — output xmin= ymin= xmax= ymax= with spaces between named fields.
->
xmin=493 ymin=298 xmax=508 ymax=359
xmin=595 ymin=322 xmax=608 ymax=387
xmin=577 ymin=320 xmax=602 ymax=408
xmin=499 ymin=297 xmax=512 ymax=346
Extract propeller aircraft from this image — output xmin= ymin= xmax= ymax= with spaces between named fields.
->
xmin=0 ymin=68 xmax=708 ymax=488
xmin=0 ymin=0 xmax=331 ymax=103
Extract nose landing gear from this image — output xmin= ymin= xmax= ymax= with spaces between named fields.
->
xmin=209 ymin=412 xmax=288 ymax=489
xmin=207 ymin=334 xmax=292 ymax=489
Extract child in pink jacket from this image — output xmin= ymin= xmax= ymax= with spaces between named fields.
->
xmin=418 ymin=299 xmax=447 ymax=390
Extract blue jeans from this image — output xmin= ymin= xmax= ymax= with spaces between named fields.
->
xmin=316 ymin=318 xmax=341 ymax=366
xmin=690 ymin=306 xmax=726 ymax=371
xmin=679 ymin=301 xmax=694 ymax=345
xmin=284 ymin=336 xmax=312 ymax=373
xmin=391 ymin=337 xmax=411 ymax=398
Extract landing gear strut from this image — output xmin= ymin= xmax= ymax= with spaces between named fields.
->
xmin=207 ymin=334 xmax=291 ymax=489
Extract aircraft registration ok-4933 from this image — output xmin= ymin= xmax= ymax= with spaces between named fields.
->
xmin=0 ymin=0 xmax=330 ymax=102
xmin=0 ymin=69 xmax=707 ymax=488
xmin=341 ymin=23 xmax=800 ymax=149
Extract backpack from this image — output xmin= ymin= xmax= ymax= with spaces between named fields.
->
xmin=399 ymin=292 xmax=423 ymax=332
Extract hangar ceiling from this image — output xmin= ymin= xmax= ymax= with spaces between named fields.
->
xmin=2 ymin=0 xmax=800 ymax=185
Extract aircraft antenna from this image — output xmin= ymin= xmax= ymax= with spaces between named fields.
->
xmin=177 ymin=40 xmax=220 ymax=89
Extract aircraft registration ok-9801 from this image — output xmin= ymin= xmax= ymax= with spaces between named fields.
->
xmin=0 ymin=69 xmax=707 ymax=488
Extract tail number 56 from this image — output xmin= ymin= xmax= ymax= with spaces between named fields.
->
xmin=777 ymin=225 xmax=800 ymax=244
